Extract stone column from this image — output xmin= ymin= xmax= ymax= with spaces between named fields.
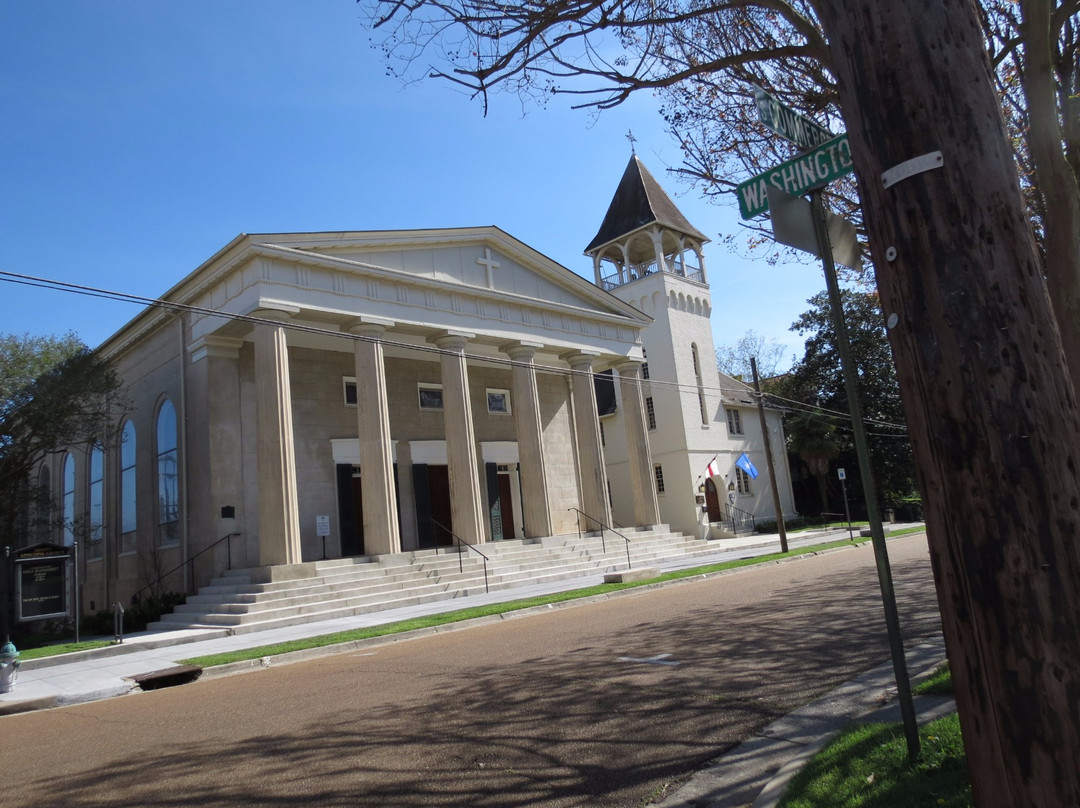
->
xmin=253 ymin=313 xmax=303 ymax=567
xmin=504 ymin=341 xmax=553 ymax=538
xmin=434 ymin=332 xmax=486 ymax=545
xmin=564 ymin=352 xmax=612 ymax=529
xmin=615 ymin=359 xmax=661 ymax=527
xmin=348 ymin=318 xmax=401 ymax=556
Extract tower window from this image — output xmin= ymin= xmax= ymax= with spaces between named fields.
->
xmin=654 ymin=464 xmax=666 ymax=494
xmin=646 ymin=397 xmax=657 ymax=430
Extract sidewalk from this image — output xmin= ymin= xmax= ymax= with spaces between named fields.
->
xmin=1 ymin=526 xmax=945 ymax=808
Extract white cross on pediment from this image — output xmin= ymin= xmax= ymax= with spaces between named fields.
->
xmin=477 ymin=247 xmax=501 ymax=289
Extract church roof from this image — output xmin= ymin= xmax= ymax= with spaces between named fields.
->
xmin=585 ymin=155 xmax=709 ymax=254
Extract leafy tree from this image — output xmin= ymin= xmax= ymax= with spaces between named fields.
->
xmin=0 ymin=333 xmax=125 ymax=548
xmin=783 ymin=408 xmax=840 ymax=513
xmin=771 ymin=290 xmax=916 ymax=515
xmin=361 ymin=2 xmax=1080 ymax=803
xmin=365 ymin=0 xmax=1080 ymax=390
xmin=714 ymin=329 xmax=789 ymax=380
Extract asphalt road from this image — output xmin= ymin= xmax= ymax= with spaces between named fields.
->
xmin=0 ymin=534 xmax=942 ymax=808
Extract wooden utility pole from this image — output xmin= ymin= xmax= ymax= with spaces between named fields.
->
xmin=814 ymin=1 xmax=1080 ymax=804
xmin=750 ymin=357 xmax=788 ymax=553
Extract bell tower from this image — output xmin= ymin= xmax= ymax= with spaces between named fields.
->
xmin=585 ymin=155 xmax=710 ymax=291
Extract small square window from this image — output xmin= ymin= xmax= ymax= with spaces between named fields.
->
xmin=343 ymin=377 xmax=357 ymax=406
xmin=418 ymin=384 xmax=444 ymax=410
xmin=726 ymin=408 xmax=743 ymax=435
xmin=486 ymin=389 xmax=511 ymax=415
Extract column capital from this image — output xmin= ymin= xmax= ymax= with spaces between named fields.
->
xmin=245 ymin=299 xmax=301 ymax=323
xmin=345 ymin=316 xmax=395 ymax=338
xmin=614 ymin=358 xmax=646 ymax=376
xmin=502 ymin=340 xmax=544 ymax=361
xmin=432 ymin=330 xmax=476 ymax=351
xmin=561 ymin=349 xmax=601 ymax=369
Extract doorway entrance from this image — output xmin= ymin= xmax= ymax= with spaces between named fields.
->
xmin=414 ymin=464 xmax=454 ymax=548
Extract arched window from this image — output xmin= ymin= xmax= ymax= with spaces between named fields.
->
xmin=691 ymin=343 xmax=708 ymax=426
xmin=120 ymin=420 xmax=137 ymax=554
xmin=36 ymin=464 xmax=52 ymax=542
xmin=88 ymin=445 xmax=104 ymax=559
xmin=62 ymin=453 xmax=75 ymax=546
xmin=156 ymin=400 xmax=179 ymax=546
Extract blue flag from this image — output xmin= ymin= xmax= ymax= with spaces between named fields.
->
xmin=735 ymin=453 xmax=759 ymax=479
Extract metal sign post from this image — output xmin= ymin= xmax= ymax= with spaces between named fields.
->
xmin=838 ymin=468 xmax=854 ymax=540
xmin=810 ymin=189 xmax=920 ymax=759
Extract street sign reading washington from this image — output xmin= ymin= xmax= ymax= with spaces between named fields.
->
xmin=753 ymin=86 xmax=834 ymax=150
xmin=736 ymin=133 xmax=853 ymax=219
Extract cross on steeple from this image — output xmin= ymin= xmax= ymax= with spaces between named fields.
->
xmin=626 ymin=129 xmax=637 ymax=155
xmin=477 ymin=247 xmax=501 ymax=288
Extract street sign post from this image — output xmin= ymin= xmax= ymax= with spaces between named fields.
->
xmin=736 ymin=133 xmax=852 ymax=219
xmin=753 ymin=86 xmax=834 ymax=150
xmin=745 ymin=85 xmax=920 ymax=760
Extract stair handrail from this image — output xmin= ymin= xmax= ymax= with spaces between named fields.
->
xmin=717 ymin=503 xmax=757 ymax=535
xmin=430 ymin=519 xmax=490 ymax=594
xmin=567 ymin=508 xmax=633 ymax=570
xmin=130 ymin=532 xmax=241 ymax=604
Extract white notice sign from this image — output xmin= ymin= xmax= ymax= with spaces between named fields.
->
xmin=316 ymin=515 xmax=331 ymax=537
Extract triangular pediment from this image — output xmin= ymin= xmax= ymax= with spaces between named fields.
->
xmin=251 ymin=227 xmax=646 ymax=322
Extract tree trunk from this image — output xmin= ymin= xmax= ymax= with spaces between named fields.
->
xmin=1021 ymin=0 xmax=1080 ymax=399
xmin=812 ymin=1 xmax=1080 ymax=805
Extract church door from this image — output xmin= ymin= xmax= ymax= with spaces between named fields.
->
xmin=414 ymin=464 xmax=454 ymax=548
xmin=336 ymin=464 xmax=364 ymax=556
xmin=705 ymin=478 xmax=722 ymax=523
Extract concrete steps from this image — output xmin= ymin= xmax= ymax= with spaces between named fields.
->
xmin=148 ymin=526 xmax=722 ymax=635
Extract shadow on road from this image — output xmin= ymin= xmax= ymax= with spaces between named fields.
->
xmin=16 ymin=551 xmax=942 ymax=807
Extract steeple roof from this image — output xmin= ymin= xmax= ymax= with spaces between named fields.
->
xmin=585 ymin=155 xmax=709 ymax=254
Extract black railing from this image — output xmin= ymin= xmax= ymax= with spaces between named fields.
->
xmin=130 ymin=532 xmax=240 ymax=604
xmin=568 ymin=508 xmax=633 ymax=570
xmin=431 ymin=520 xmax=490 ymax=594
xmin=717 ymin=505 xmax=756 ymax=535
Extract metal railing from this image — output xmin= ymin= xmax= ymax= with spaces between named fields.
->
xmin=130 ymin=532 xmax=241 ymax=603
xmin=718 ymin=504 xmax=757 ymax=535
xmin=568 ymin=508 xmax=633 ymax=570
xmin=431 ymin=520 xmax=490 ymax=594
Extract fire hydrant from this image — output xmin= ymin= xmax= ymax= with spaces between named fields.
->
xmin=0 ymin=642 xmax=20 ymax=693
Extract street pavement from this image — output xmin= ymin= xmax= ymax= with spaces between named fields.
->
xmin=0 ymin=526 xmax=950 ymax=807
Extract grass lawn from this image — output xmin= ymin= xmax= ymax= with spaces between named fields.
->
xmin=778 ymin=715 xmax=972 ymax=808
xmin=16 ymin=640 xmax=115 ymax=660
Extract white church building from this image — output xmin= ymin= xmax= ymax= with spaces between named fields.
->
xmin=36 ymin=156 xmax=795 ymax=614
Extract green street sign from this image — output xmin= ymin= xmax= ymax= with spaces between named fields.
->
xmin=736 ymin=134 xmax=853 ymax=219
xmin=754 ymin=86 xmax=834 ymax=150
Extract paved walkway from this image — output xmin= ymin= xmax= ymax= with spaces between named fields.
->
xmin=1 ymin=526 xmax=949 ymax=808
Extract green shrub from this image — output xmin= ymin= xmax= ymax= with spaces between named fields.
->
xmin=79 ymin=592 xmax=187 ymax=635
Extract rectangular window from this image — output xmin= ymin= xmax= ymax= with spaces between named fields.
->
xmin=343 ymin=376 xmax=357 ymax=406
xmin=641 ymin=348 xmax=649 ymax=380
xmin=646 ymin=396 xmax=657 ymax=430
xmin=736 ymin=467 xmax=753 ymax=494
xmin=653 ymin=464 xmax=666 ymax=494
xmin=418 ymin=383 xmax=444 ymax=410
xmin=486 ymin=389 xmax=511 ymax=415
xmin=726 ymin=408 xmax=743 ymax=435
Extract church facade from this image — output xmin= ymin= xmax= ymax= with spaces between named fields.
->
xmin=34 ymin=160 xmax=795 ymax=613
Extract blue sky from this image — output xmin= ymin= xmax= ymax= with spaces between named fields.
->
xmin=1 ymin=1 xmax=826 ymax=368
